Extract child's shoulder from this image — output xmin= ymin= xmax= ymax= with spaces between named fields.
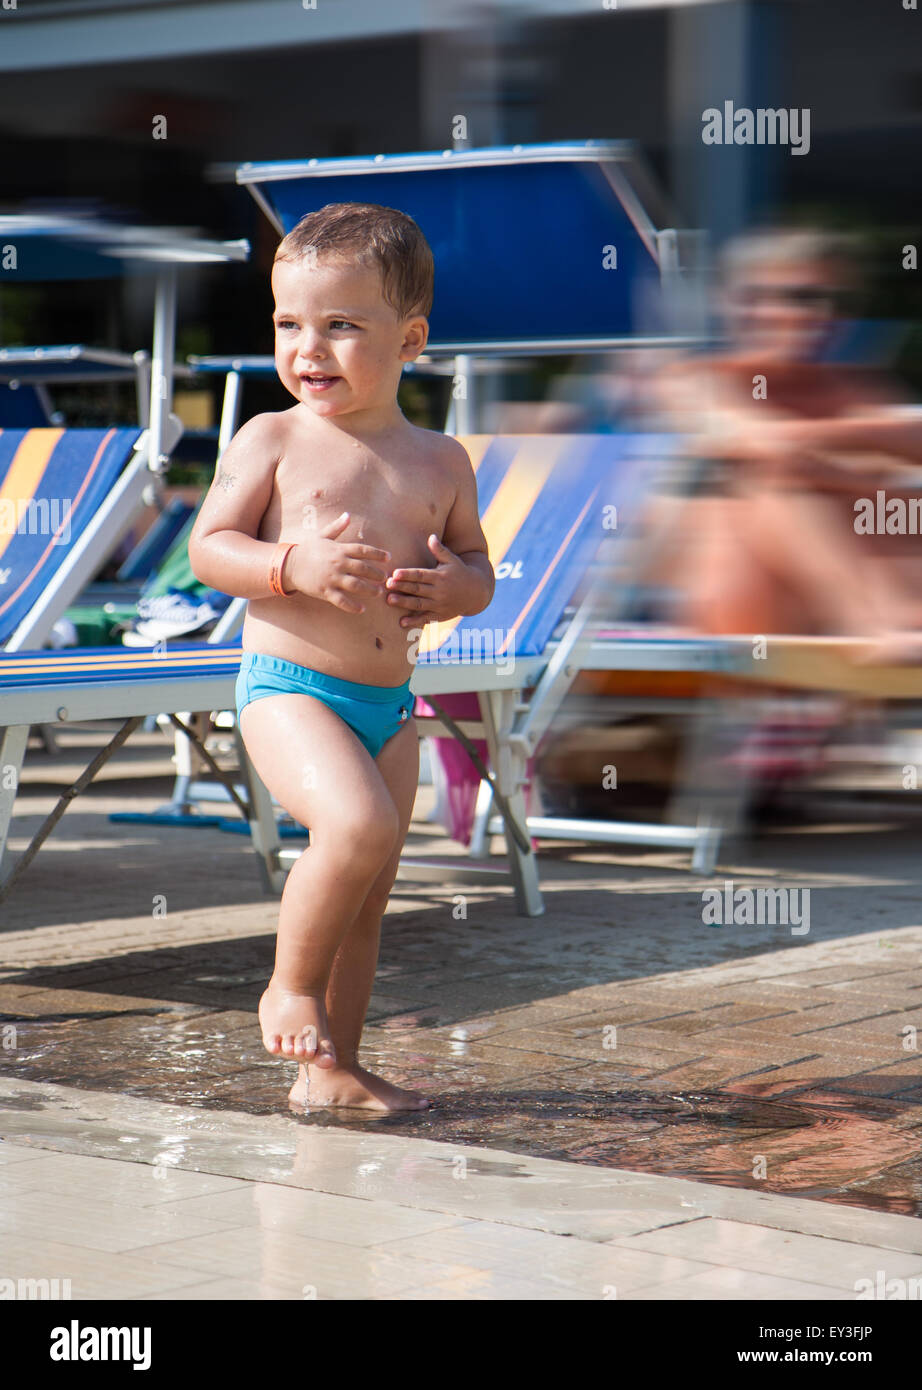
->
xmin=223 ymin=408 xmax=301 ymax=469
xmin=409 ymin=422 xmax=473 ymax=472
xmin=234 ymin=408 xmax=298 ymax=447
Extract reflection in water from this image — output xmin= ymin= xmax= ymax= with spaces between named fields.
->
xmin=286 ymin=1085 xmax=922 ymax=1217
xmin=4 ymin=1011 xmax=919 ymax=1217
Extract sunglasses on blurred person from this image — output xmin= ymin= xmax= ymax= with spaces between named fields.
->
xmin=733 ymin=283 xmax=849 ymax=311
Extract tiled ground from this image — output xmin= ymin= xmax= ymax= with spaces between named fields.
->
xmin=2 ymin=1082 xmax=922 ymax=1300
xmin=2 ymin=723 xmax=921 ymax=1225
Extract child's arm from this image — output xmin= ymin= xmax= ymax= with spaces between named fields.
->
xmin=189 ymin=415 xmax=390 ymax=611
xmin=188 ymin=416 xmax=287 ymax=598
xmin=386 ymin=438 xmax=494 ymax=627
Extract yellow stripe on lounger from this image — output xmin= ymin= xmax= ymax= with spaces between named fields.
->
xmin=454 ymin=436 xmax=492 ymax=475
xmin=496 ymin=492 xmax=596 ymax=654
xmin=419 ymin=437 xmax=562 ymax=656
xmin=0 ymin=429 xmax=121 ymax=624
xmin=0 ymin=429 xmax=64 ymax=564
xmin=0 ymin=649 xmax=241 ymax=676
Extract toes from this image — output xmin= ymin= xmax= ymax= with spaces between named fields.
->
xmin=313 ymin=1041 xmax=337 ymax=1069
xmin=262 ymin=1033 xmax=282 ymax=1054
xmin=294 ymin=1026 xmax=318 ymax=1059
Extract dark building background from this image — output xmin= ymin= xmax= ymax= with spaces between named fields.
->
xmin=1 ymin=0 xmax=920 ymax=404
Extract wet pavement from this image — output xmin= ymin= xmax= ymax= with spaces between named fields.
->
xmin=2 ymin=725 xmax=922 ymax=1226
xmin=4 ymin=1075 xmax=922 ymax=1300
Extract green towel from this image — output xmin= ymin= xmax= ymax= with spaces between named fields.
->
xmin=62 ymin=499 xmax=210 ymax=644
xmin=142 ymin=505 xmax=209 ymax=600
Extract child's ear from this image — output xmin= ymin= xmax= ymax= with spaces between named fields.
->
xmin=400 ymin=315 xmax=429 ymax=362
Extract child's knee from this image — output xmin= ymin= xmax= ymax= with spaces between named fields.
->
xmin=328 ymin=798 xmax=400 ymax=870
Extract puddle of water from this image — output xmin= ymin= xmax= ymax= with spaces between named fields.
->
xmin=276 ymin=1086 xmax=922 ymax=1216
xmin=3 ymin=1004 xmax=920 ymax=1216
xmin=0 ymin=1092 xmax=47 ymax=1112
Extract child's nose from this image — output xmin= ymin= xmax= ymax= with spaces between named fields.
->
xmin=297 ymin=332 xmax=328 ymax=361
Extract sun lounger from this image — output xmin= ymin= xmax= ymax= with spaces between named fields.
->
xmin=0 ymin=427 xmax=716 ymax=913
xmin=0 ymin=347 xmax=199 ymax=599
xmin=0 ymin=426 xmax=153 ymax=651
xmin=0 ymin=221 xmax=248 ymax=652
xmin=0 ymin=156 xmax=717 ymax=911
xmin=0 ymin=641 xmax=250 ymax=898
xmin=0 ymin=346 xmax=157 ymax=642
xmin=0 ymin=217 xmax=249 ymax=868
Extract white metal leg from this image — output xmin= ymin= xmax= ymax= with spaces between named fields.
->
xmin=133 ymin=351 xmax=151 ymax=427
xmin=468 ymin=777 xmax=494 ymax=857
xmin=149 ymin=267 xmax=178 ymax=471
xmin=0 ymin=725 xmax=28 ymax=881
xmin=218 ymin=370 xmax=243 ymax=458
xmin=233 ymin=723 xmax=286 ymax=894
xmin=479 ymin=688 xmax=543 ymax=916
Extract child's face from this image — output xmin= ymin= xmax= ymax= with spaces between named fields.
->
xmin=272 ymin=254 xmax=427 ymax=420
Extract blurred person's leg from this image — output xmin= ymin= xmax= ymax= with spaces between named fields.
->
xmin=736 ymin=485 xmax=922 ymax=644
xmin=644 ymin=485 xmax=922 ymax=649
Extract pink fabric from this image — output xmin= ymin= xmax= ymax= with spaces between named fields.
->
xmin=415 ymin=692 xmax=535 ymax=847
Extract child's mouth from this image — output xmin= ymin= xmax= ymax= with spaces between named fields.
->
xmin=301 ymin=373 xmax=341 ymax=391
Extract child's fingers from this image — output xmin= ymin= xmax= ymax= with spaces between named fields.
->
xmin=386 ymin=575 xmax=436 ymax=594
xmin=389 ymin=566 xmax=436 ymax=583
xmin=387 ymin=590 xmax=429 ymax=610
xmin=343 ymin=543 xmax=391 ymax=565
xmin=327 ymin=588 xmax=365 ymax=613
xmin=401 ymin=611 xmax=436 ymax=627
xmin=320 ymin=511 xmax=352 ymax=539
xmin=343 ymin=558 xmax=389 ymax=583
xmin=340 ymin=572 xmax=386 ymax=596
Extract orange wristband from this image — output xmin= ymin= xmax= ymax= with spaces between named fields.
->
xmin=269 ymin=542 xmax=296 ymax=597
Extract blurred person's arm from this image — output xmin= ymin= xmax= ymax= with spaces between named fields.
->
xmin=773 ymin=412 xmax=922 ymax=470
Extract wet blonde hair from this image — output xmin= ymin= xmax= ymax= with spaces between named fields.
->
xmin=274 ymin=202 xmax=434 ymax=319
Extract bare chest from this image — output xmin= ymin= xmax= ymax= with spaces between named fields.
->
xmin=264 ymin=445 xmax=453 ymax=561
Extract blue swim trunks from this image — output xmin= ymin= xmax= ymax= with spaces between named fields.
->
xmin=236 ymin=652 xmax=413 ymax=760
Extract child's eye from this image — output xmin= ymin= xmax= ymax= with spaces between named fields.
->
xmin=329 ymin=319 xmax=357 ymax=331
xmin=275 ymin=320 xmax=298 ymax=332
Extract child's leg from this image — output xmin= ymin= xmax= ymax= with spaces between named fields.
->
xmin=239 ymin=692 xmax=402 ymax=1069
xmin=290 ymin=719 xmax=427 ymax=1111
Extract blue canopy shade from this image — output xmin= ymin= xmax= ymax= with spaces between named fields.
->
xmin=0 ymin=216 xmax=249 ymax=282
xmin=237 ymin=143 xmax=666 ymax=349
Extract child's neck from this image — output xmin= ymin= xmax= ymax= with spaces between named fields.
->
xmin=311 ymin=400 xmax=407 ymax=443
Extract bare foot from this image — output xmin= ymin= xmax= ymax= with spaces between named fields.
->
xmin=258 ymin=984 xmax=337 ymax=1067
xmin=288 ymin=1061 xmax=430 ymax=1112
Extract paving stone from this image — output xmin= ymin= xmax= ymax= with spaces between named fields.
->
xmin=2 ymin=729 xmax=922 ymax=1225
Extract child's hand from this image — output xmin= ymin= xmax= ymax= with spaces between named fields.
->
xmin=290 ymin=512 xmax=390 ymax=614
xmin=385 ymin=535 xmax=479 ymax=627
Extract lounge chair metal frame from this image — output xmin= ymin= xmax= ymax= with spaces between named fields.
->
xmin=0 ymin=345 xmax=154 ymax=427
xmin=0 ymin=218 xmax=249 ymax=882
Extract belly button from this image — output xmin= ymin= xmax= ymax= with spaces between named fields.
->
xmin=375 ymin=637 xmax=383 ymax=650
